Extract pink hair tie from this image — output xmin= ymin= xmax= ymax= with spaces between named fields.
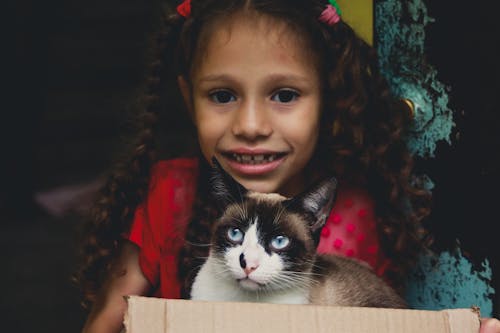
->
xmin=319 ymin=4 xmax=340 ymax=26
xmin=177 ymin=0 xmax=191 ymax=18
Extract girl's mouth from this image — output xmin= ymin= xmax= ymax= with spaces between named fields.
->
xmin=221 ymin=152 xmax=287 ymax=176
xmin=227 ymin=153 xmax=285 ymax=164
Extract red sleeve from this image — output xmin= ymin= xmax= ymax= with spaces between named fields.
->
xmin=127 ymin=158 xmax=199 ymax=292
xmin=317 ymin=185 xmax=390 ymax=276
xmin=128 ymin=204 xmax=145 ymax=247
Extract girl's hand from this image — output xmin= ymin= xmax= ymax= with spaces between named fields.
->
xmin=480 ymin=318 xmax=500 ymax=333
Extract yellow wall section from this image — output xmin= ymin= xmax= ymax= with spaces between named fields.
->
xmin=336 ymin=0 xmax=373 ymax=45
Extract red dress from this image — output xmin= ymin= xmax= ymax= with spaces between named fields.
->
xmin=128 ymin=158 xmax=388 ymax=298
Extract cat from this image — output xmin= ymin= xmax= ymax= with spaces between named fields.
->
xmin=190 ymin=159 xmax=407 ymax=308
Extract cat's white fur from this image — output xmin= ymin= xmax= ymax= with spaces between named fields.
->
xmin=190 ymin=219 xmax=310 ymax=304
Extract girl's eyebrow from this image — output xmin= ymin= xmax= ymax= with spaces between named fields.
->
xmin=265 ymin=73 xmax=313 ymax=84
xmin=197 ymin=74 xmax=236 ymax=84
xmin=197 ymin=73 xmax=313 ymax=85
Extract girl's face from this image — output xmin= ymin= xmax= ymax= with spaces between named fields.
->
xmin=185 ymin=14 xmax=322 ymax=196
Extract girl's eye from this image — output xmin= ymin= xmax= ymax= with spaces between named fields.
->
xmin=270 ymin=235 xmax=290 ymax=250
xmin=210 ymin=90 xmax=236 ymax=104
xmin=227 ymin=227 xmax=244 ymax=243
xmin=271 ymin=89 xmax=299 ymax=103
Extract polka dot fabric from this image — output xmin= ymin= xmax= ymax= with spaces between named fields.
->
xmin=317 ymin=186 xmax=388 ymax=275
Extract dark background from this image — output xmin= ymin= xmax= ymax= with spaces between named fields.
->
xmin=1 ymin=0 xmax=498 ymax=331
xmin=2 ymin=0 xmax=161 ymax=331
xmin=422 ymin=0 xmax=500 ymax=315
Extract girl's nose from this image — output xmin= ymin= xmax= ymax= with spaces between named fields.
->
xmin=231 ymin=100 xmax=273 ymax=140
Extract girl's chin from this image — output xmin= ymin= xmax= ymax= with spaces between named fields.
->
xmin=234 ymin=178 xmax=279 ymax=194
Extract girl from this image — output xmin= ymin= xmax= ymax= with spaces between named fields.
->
xmin=76 ymin=0 xmax=500 ymax=332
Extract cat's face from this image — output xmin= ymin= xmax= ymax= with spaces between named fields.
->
xmin=207 ymin=158 xmax=337 ymax=292
xmin=210 ymin=193 xmax=317 ymax=292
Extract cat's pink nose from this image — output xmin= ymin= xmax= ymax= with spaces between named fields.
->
xmin=244 ymin=265 xmax=258 ymax=276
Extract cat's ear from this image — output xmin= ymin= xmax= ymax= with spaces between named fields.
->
xmin=286 ymin=177 xmax=338 ymax=233
xmin=209 ymin=157 xmax=248 ymax=210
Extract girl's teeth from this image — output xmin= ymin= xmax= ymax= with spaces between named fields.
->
xmin=242 ymin=155 xmax=252 ymax=162
xmin=231 ymin=154 xmax=279 ymax=164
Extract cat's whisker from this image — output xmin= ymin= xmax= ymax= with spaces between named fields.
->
xmin=265 ymin=271 xmax=312 ymax=290
xmin=279 ymin=273 xmax=312 ymax=285
xmin=270 ymin=272 xmax=299 ymax=285
xmin=226 ymin=200 xmax=247 ymax=223
xmin=212 ymin=258 xmax=240 ymax=277
xmin=309 ymin=262 xmax=333 ymax=272
xmin=284 ymin=269 xmax=322 ymax=278
xmin=267 ymin=279 xmax=309 ymax=291
xmin=272 ymin=205 xmax=286 ymax=226
xmin=213 ymin=269 xmax=233 ymax=277
xmin=241 ymin=202 xmax=249 ymax=222
xmin=230 ymin=216 xmax=245 ymax=224
xmin=188 ymin=264 xmax=208 ymax=280
xmin=232 ymin=199 xmax=247 ymax=221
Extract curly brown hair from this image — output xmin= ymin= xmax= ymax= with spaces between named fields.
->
xmin=74 ymin=109 xmax=157 ymax=308
xmin=74 ymin=3 xmax=196 ymax=307
xmin=76 ymin=0 xmax=431 ymax=306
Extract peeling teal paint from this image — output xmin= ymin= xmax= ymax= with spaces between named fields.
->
xmin=375 ymin=0 xmax=454 ymax=158
xmin=405 ymin=249 xmax=494 ymax=317
xmin=375 ymin=0 xmax=495 ymax=317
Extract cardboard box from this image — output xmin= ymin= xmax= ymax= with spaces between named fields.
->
xmin=124 ymin=296 xmax=480 ymax=333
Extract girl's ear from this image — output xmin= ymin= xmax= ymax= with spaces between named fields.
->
xmin=177 ymin=75 xmax=194 ymax=118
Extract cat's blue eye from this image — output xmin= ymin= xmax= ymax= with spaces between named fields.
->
xmin=227 ymin=227 xmax=244 ymax=243
xmin=271 ymin=89 xmax=299 ymax=103
xmin=210 ymin=90 xmax=236 ymax=104
xmin=270 ymin=235 xmax=290 ymax=250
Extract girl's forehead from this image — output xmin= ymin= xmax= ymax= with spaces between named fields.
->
xmin=220 ymin=13 xmax=305 ymax=49
xmin=192 ymin=11 xmax=318 ymax=77
xmin=212 ymin=12 xmax=293 ymax=41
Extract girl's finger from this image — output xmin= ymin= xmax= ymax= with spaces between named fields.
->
xmin=480 ymin=318 xmax=500 ymax=333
